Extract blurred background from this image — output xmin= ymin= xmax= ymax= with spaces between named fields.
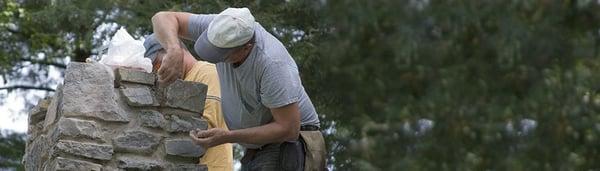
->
xmin=2 ymin=0 xmax=600 ymax=170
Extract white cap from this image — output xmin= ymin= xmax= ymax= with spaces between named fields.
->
xmin=195 ymin=7 xmax=256 ymax=63
xmin=208 ymin=7 xmax=255 ymax=48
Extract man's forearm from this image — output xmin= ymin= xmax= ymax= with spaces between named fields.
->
xmin=226 ymin=121 xmax=299 ymax=145
xmin=151 ymin=12 xmax=182 ymax=51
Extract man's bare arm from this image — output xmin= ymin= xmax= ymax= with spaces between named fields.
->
xmin=150 ymin=12 xmax=192 ymax=85
xmin=191 ymin=102 xmax=301 ymax=147
xmin=228 ymin=102 xmax=301 ymax=144
xmin=151 ymin=11 xmax=192 ymax=49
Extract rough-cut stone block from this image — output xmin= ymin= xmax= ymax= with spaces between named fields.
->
xmin=140 ymin=110 xmax=166 ymax=128
xmin=27 ymin=122 xmax=44 ymax=142
xmin=115 ymin=68 xmax=156 ymax=85
xmin=170 ymin=164 xmax=208 ymax=171
xmin=61 ymin=62 xmax=129 ymax=123
xmin=161 ymin=108 xmax=203 ymax=118
xmin=24 ymin=135 xmax=50 ymax=171
xmin=29 ymin=97 xmax=51 ymax=125
xmin=113 ymin=130 xmax=161 ymax=154
xmin=165 ymin=138 xmax=205 ymax=157
xmin=164 ymin=79 xmax=207 ymax=113
xmin=54 ymin=140 xmax=113 ymax=161
xmin=46 ymin=157 xmax=102 ymax=171
xmin=121 ymin=84 xmax=159 ymax=106
xmin=51 ymin=118 xmax=103 ymax=142
xmin=44 ymin=84 xmax=63 ymax=130
xmin=117 ymin=155 xmax=163 ymax=170
xmin=166 ymin=115 xmax=208 ymax=133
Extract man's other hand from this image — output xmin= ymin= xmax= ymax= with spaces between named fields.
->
xmin=157 ymin=47 xmax=184 ymax=87
xmin=190 ymin=128 xmax=231 ymax=148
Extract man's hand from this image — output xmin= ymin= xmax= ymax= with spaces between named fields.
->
xmin=189 ymin=128 xmax=231 ymax=148
xmin=157 ymin=47 xmax=184 ymax=86
xmin=191 ymin=103 xmax=301 ymax=148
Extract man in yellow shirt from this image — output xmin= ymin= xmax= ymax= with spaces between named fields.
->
xmin=144 ymin=34 xmax=233 ymax=171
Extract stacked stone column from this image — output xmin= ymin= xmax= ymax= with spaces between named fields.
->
xmin=23 ymin=62 xmax=210 ymax=171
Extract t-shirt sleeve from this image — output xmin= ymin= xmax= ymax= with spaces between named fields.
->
xmin=187 ymin=14 xmax=216 ymax=41
xmin=260 ymin=61 xmax=301 ymax=108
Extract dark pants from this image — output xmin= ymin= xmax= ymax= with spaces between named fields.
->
xmin=241 ymin=125 xmax=320 ymax=171
xmin=241 ymin=140 xmax=306 ymax=171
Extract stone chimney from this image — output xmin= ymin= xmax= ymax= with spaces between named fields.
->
xmin=23 ymin=62 xmax=209 ymax=171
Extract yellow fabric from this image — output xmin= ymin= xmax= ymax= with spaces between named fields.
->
xmin=184 ymin=61 xmax=233 ymax=171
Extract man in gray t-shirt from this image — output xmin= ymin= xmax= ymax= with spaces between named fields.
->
xmin=151 ymin=7 xmax=326 ymax=170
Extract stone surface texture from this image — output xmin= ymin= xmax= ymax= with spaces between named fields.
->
xmin=165 ymin=138 xmax=206 ymax=157
xmin=165 ymin=79 xmax=208 ymax=113
xmin=23 ymin=62 xmax=209 ymax=171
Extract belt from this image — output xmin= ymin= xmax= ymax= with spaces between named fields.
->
xmin=300 ymin=125 xmax=319 ymax=131
xmin=243 ymin=125 xmax=317 ymax=164
xmin=248 ymin=125 xmax=318 ymax=152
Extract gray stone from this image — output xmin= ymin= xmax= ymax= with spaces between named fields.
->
xmin=29 ymin=97 xmax=51 ymax=125
xmin=121 ymin=84 xmax=159 ymax=107
xmin=44 ymin=84 xmax=63 ymax=130
xmin=164 ymin=138 xmax=205 ymax=157
xmin=117 ymin=155 xmax=163 ymax=170
xmin=51 ymin=118 xmax=103 ymax=142
xmin=115 ymin=67 xmax=156 ymax=85
xmin=161 ymin=108 xmax=203 ymax=118
xmin=53 ymin=140 xmax=113 ymax=161
xmin=24 ymin=63 xmax=222 ymax=170
xmin=46 ymin=157 xmax=102 ymax=171
xmin=166 ymin=115 xmax=208 ymax=133
xmin=27 ymin=122 xmax=44 ymax=142
xmin=113 ymin=130 xmax=161 ymax=154
xmin=164 ymin=79 xmax=207 ymax=114
xmin=170 ymin=164 xmax=208 ymax=171
xmin=140 ymin=110 xmax=166 ymax=128
xmin=61 ymin=62 xmax=129 ymax=123
xmin=24 ymin=135 xmax=50 ymax=171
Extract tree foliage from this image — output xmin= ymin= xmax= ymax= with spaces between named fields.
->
xmin=0 ymin=131 xmax=25 ymax=170
xmin=315 ymin=0 xmax=600 ymax=170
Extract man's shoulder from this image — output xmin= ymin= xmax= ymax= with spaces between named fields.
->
xmin=255 ymin=26 xmax=290 ymax=58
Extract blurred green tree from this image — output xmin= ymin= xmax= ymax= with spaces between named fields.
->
xmin=0 ymin=131 xmax=25 ymax=170
xmin=315 ymin=0 xmax=600 ymax=170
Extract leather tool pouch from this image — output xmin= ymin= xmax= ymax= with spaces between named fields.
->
xmin=299 ymin=131 xmax=327 ymax=171
xmin=279 ymin=140 xmax=305 ymax=171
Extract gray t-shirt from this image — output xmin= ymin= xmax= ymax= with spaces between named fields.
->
xmin=188 ymin=14 xmax=320 ymax=148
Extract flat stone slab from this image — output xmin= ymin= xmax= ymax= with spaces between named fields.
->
xmin=164 ymin=79 xmax=207 ymax=114
xmin=47 ymin=157 xmax=102 ymax=171
xmin=53 ymin=140 xmax=113 ymax=161
xmin=166 ymin=115 xmax=208 ymax=133
xmin=115 ymin=68 xmax=156 ymax=85
xmin=52 ymin=118 xmax=103 ymax=142
xmin=61 ymin=62 xmax=129 ymax=123
xmin=120 ymin=84 xmax=159 ymax=107
xmin=164 ymin=138 xmax=205 ymax=157
xmin=113 ymin=130 xmax=161 ymax=154
xmin=117 ymin=155 xmax=163 ymax=170
xmin=140 ymin=110 xmax=166 ymax=128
